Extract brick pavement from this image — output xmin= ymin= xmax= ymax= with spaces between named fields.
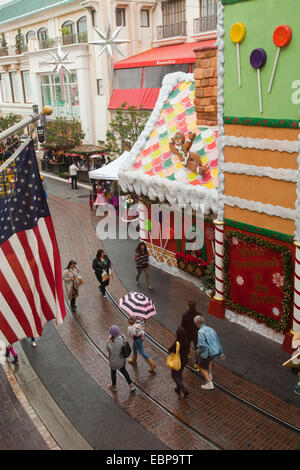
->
xmin=0 ymin=353 xmax=59 ymax=450
xmin=49 ymin=194 xmax=300 ymax=450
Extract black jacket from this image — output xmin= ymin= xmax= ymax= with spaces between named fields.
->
xmin=181 ymin=308 xmax=198 ymax=340
xmin=92 ymin=256 xmax=111 ymax=283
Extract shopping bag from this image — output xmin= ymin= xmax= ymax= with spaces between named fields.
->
xmin=166 ymin=341 xmax=181 ymax=371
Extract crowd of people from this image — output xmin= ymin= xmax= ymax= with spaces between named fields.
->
xmin=61 ymin=243 xmax=225 ymax=396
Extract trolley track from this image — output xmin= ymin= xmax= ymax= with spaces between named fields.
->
xmin=49 ymin=194 xmax=300 ymax=449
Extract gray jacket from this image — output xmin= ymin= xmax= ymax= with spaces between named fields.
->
xmin=106 ymin=335 xmax=126 ymax=370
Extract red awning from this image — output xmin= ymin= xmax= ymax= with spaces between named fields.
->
xmin=108 ymin=88 xmax=160 ymax=110
xmin=114 ymin=40 xmax=216 ymax=69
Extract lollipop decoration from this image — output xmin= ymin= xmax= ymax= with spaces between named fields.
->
xmin=268 ymin=25 xmax=292 ymax=93
xmin=250 ymin=48 xmax=267 ymax=113
xmin=230 ymin=22 xmax=246 ymax=87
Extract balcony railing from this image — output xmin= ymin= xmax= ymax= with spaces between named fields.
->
xmin=0 ymin=32 xmax=88 ymax=57
xmin=193 ymin=15 xmax=217 ymax=34
xmin=157 ymin=21 xmax=187 ymax=40
xmin=39 ymin=32 xmax=88 ymax=50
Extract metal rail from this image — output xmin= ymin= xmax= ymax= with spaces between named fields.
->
xmin=49 ymin=194 xmax=300 ymax=435
xmin=65 ymin=299 xmax=221 ymax=450
xmin=0 ymin=112 xmax=39 ymax=142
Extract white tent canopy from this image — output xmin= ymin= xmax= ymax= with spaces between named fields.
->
xmin=88 ymin=151 xmax=130 ymax=181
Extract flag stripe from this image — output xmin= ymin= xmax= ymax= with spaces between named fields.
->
xmin=33 ymin=223 xmax=56 ymax=298
xmin=0 ymin=266 xmax=33 ymax=337
xmin=19 ymin=228 xmax=56 ymax=323
xmin=0 ymin=294 xmax=21 ymax=344
xmin=1 ymin=239 xmax=43 ymax=336
xmin=44 ymin=217 xmax=66 ymax=323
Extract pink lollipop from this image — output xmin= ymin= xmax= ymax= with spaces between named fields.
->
xmin=250 ymin=48 xmax=267 ymax=113
xmin=268 ymin=25 xmax=292 ymax=93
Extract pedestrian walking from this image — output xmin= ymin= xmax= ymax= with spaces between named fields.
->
xmin=168 ymin=326 xmax=190 ymax=397
xmin=5 ymin=344 xmax=18 ymax=364
xmin=127 ymin=317 xmax=156 ymax=372
xmin=106 ymin=325 xmax=135 ymax=392
xmin=92 ymin=249 xmax=113 ymax=300
xmin=194 ymin=315 xmax=225 ymax=390
xmin=69 ymin=161 xmax=79 ymax=189
xmin=181 ymin=300 xmax=199 ymax=354
xmin=62 ymin=260 xmax=82 ymax=312
xmin=135 ymin=242 xmax=152 ymax=290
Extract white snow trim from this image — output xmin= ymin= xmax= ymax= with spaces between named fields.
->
xmin=223 ymin=162 xmax=298 ymax=182
xmin=216 ymin=0 xmax=225 ymax=221
xmin=118 ymin=71 xmax=218 ymax=214
xmin=225 ymin=309 xmax=284 ymax=344
xmin=294 ymin=133 xmax=300 ymax=241
xmin=223 ymin=195 xmax=296 ymax=220
xmin=223 ymin=135 xmax=299 ymax=153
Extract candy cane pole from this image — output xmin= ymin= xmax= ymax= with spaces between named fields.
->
xmin=214 ymin=219 xmax=224 ymax=301
xmin=292 ymin=241 xmax=300 ymax=332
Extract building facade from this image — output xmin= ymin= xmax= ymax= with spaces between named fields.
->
xmin=0 ymin=0 xmax=218 ymax=144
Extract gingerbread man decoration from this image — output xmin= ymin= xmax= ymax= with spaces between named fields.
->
xmin=169 ymin=131 xmax=209 ymax=175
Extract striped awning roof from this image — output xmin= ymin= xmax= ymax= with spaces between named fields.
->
xmin=0 ymin=0 xmax=77 ymax=25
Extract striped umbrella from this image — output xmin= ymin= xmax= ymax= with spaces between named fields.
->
xmin=119 ymin=292 xmax=157 ymax=319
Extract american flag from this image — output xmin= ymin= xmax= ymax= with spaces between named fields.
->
xmin=0 ymin=141 xmax=66 ymax=346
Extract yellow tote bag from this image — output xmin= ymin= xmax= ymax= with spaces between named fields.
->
xmin=166 ymin=341 xmax=181 ymax=371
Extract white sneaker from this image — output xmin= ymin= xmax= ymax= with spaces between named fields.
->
xmin=129 ymin=383 xmax=136 ymax=392
xmin=31 ymin=341 xmax=36 ymax=348
xmin=201 ymin=381 xmax=214 ymax=390
xmin=147 ymin=285 xmax=153 ymax=290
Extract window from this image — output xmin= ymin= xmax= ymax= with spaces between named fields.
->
xmin=116 ymin=8 xmax=126 ymax=27
xmin=21 ymin=71 xmax=32 ymax=103
xmin=26 ymin=30 xmax=36 ymax=43
xmin=161 ymin=0 xmax=186 ymax=37
xmin=115 ymin=68 xmax=143 ymax=89
xmin=97 ymin=79 xmax=104 ymax=96
xmin=10 ymin=72 xmax=22 ymax=102
xmin=141 ymin=9 xmax=150 ymax=27
xmin=61 ymin=20 xmax=76 ymax=44
xmin=77 ymin=16 xmax=87 ymax=42
xmin=199 ymin=0 xmax=217 ymax=17
xmin=0 ymin=73 xmax=11 ymax=102
xmin=143 ymin=64 xmax=189 ymax=88
xmin=40 ymin=71 xmax=80 ymax=118
xmin=38 ymin=27 xmax=49 ymax=48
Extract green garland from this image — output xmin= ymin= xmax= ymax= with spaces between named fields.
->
xmin=224 ymin=115 xmax=299 ymax=129
xmin=223 ymin=231 xmax=293 ymax=333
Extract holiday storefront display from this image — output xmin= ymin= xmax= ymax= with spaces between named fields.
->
xmin=213 ymin=0 xmax=300 ymax=350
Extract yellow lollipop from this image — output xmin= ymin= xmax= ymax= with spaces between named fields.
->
xmin=230 ymin=22 xmax=246 ymax=87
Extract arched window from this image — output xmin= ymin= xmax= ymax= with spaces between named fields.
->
xmin=77 ymin=16 xmax=87 ymax=42
xmin=26 ymin=30 xmax=36 ymax=43
xmin=38 ymin=27 xmax=49 ymax=48
xmin=61 ymin=20 xmax=76 ymax=44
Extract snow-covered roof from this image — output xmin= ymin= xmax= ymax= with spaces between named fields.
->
xmin=118 ymin=72 xmax=219 ymax=214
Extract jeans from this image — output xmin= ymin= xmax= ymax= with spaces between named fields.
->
xmin=111 ymin=367 xmax=131 ymax=386
xmin=171 ymin=367 xmax=187 ymax=393
xmin=70 ymin=296 xmax=77 ymax=310
xmin=132 ymin=337 xmax=149 ymax=360
xmin=71 ymin=175 xmax=78 ymax=189
xmin=136 ymin=267 xmax=150 ymax=285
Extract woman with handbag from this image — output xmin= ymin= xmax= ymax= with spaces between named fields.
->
xmin=92 ymin=249 xmax=113 ymax=301
xmin=62 ymin=260 xmax=82 ymax=312
xmin=106 ymin=325 xmax=135 ymax=393
xmin=168 ymin=326 xmax=190 ymax=397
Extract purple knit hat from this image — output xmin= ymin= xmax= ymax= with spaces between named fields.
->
xmin=109 ymin=325 xmax=120 ymax=337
